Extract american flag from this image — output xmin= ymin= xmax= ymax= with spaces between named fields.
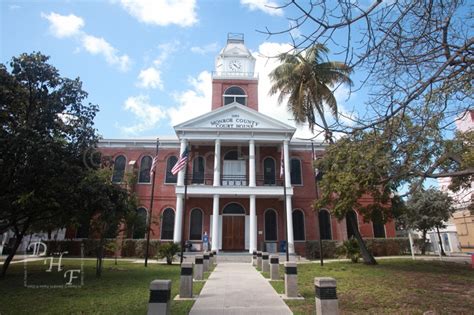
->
xmin=171 ymin=148 xmax=189 ymax=175
xmin=149 ymin=155 xmax=159 ymax=177
xmin=280 ymin=146 xmax=284 ymax=178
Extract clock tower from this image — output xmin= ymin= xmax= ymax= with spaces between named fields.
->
xmin=212 ymin=33 xmax=259 ymax=111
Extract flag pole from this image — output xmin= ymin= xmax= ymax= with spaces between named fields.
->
xmin=312 ymin=141 xmax=324 ymax=266
xmin=179 ymin=146 xmax=190 ymax=265
xmin=144 ymin=138 xmax=160 ymax=267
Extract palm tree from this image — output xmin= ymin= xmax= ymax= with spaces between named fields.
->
xmin=269 ymin=43 xmax=352 ymax=142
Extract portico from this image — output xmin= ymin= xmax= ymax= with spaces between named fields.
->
xmin=171 ymin=103 xmax=296 ymax=254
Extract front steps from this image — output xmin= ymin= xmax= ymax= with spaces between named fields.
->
xmin=180 ymin=251 xmax=305 ymax=263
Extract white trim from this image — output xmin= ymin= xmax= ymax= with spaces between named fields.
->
xmin=160 ymin=207 xmax=176 ymax=241
xmin=264 ymin=208 xmax=278 ymax=241
xmin=318 ymin=208 xmax=333 ymax=241
xmin=292 ymin=208 xmax=306 ymax=241
xmin=188 ymin=208 xmax=204 ymax=241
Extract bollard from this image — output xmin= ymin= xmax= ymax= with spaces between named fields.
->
xmin=257 ymin=251 xmax=262 ymax=269
xmin=203 ymin=252 xmax=210 ymax=272
xmin=194 ymin=255 xmax=203 ymax=280
xmin=314 ymin=277 xmax=338 ymax=315
xmin=252 ymin=251 xmax=257 ymax=266
xmin=270 ymin=255 xmax=279 ymax=280
xmin=180 ymin=262 xmax=193 ymax=298
xmin=147 ymin=279 xmax=171 ymax=315
xmin=212 ymin=250 xmax=217 ymax=265
xmin=209 ymin=251 xmax=214 ymax=266
xmin=284 ymin=262 xmax=298 ymax=298
xmin=262 ymin=252 xmax=270 ymax=273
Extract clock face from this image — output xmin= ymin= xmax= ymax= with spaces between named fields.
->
xmin=229 ymin=59 xmax=242 ymax=71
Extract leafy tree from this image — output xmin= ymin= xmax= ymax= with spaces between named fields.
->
xmin=269 ymin=43 xmax=352 ymax=141
xmin=402 ymin=188 xmax=455 ymax=255
xmin=0 ymin=53 xmax=98 ymax=278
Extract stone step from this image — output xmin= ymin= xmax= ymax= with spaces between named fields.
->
xmin=180 ymin=252 xmax=305 ymax=263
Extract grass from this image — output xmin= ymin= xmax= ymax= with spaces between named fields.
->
xmin=0 ymin=259 xmax=208 ymax=315
xmin=268 ymin=259 xmax=474 ymax=314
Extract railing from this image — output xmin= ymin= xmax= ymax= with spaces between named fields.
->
xmin=183 ymin=174 xmax=284 ymax=186
xmin=212 ymin=71 xmax=258 ymax=79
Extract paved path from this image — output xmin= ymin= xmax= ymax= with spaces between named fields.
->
xmin=189 ymin=263 xmax=292 ymax=315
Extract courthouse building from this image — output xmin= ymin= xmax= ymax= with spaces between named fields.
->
xmin=94 ymin=34 xmax=396 ymax=255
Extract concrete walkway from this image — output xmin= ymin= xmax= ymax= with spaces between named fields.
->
xmin=189 ymin=263 xmax=292 ymax=315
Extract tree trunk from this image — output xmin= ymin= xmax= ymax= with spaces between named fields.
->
xmin=421 ymin=230 xmax=427 ymax=255
xmin=436 ymin=227 xmax=446 ymax=256
xmin=0 ymin=232 xmax=24 ymax=279
xmin=96 ymin=237 xmax=104 ymax=278
xmin=348 ymin=214 xmax=377 ymax=265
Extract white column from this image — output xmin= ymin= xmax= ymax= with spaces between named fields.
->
xmin=213 ymin=139 xmax=221 ymax=187
xmin=211 ymin=195 xmax=219 ymax=252
xmin=286 ymin=195 xmax=295 ymax=254
xmin=249 ymin=195 xmax=257 ymax=253
xmin=177 ymin=139 xmax=188 ymax=186
xmin=283 ymin=140 xmax=291 ymax=188
xmin=249 ymin=139 xmax=256 ymax=187
xmin=174 ymin=138 xmax=187 ymax=243
xmin=173 ymin=194 xmax=184 ymax=243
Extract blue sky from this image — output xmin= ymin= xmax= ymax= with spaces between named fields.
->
xmin=1 ymin=0 xmax=360 ymax=140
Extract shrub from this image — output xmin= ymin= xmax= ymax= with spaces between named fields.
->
xmin=157 ymin=242 xmax=180 ymax=264
xmin=337 ymin=238 xmax=360 ymax=263
xmin=364 ymin=238 xmax=411 ymax=256
xmin=120 ymin=239 xmax=161 ymax=258
xmin=305 ymin=240 xmax=340 ymax=259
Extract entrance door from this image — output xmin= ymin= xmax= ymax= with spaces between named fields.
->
xmin=222 ymin=216 xmax=245 ymax=250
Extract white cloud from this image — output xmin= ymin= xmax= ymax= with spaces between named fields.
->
xmin=118 ymin=0 xmax=198 ymax=27
xmin=121 ymin=95 xmax=167 ymax=134
xmin=41 ymin=12 xmax=84 ymax=38
xmin=191 ymin=42 xmax=219 ymax=55
xmin=167 ymin=71 xmax=212 ymax=126
xmin=81 ymin=35 xmax=131 ymax=72
xmin=137 ymin=67 xmax=163 ymax=89
xmin=240 ymin=0 xmax=283 ymax=16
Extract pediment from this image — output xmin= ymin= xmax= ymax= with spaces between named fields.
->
xmin=174 ymin=103 xmax=296 ymax=133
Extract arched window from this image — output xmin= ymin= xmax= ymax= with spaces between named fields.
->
xmin=372 ymin=210 xmax=386 ymax=238
xmin=265 ymin=209 xmax=278 ymax=241
xmin=223 ymin=86 xmax=247 ymax=106
xmin=189 ymin=208 xmax=203 ymax=240
xmin=292 ymin=209 xmax=305 ymax=241
xmin=192 ymin=156 xmax=205 ymax=184
xmin=165 ymin=156 xmax=178 ymax=183
xmin=161 ymin=208 xmax=175 ymax=240
xmin=133 ymin=207 xmax=148 ymax=239
xmin=224 ymin=150 xmax=239 ymax=160
xmin=222 ymin=203 xmax=245 ymax=215
xmin=290 ymin=158 xmax=302 ymax=185
xmin=319 ymin=210 xmax=332 ymax=240
xmin=346 ymin=210 xmax=358 ymax=239
xmin=263 ymin=157 xmax=276 ymax=185
xmin=112 ymin=155 xmax=126 ymax=183
xmin=138 ymin=156 xmax=152 ymax=183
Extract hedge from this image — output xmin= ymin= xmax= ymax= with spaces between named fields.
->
xmin=305 ymin=237 xmax=411 ymax=259
xmin=44 ymin=239 xmax=163 ymax=258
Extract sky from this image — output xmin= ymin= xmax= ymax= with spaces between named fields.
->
xmin=1 ymin=0 xmax=360 ymax=140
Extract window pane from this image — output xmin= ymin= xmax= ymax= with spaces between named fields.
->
xmin=235 ymin=97 xmax=246 ymax=106
xmin=222 ymin=203 xmax=245 ymax=214
xmin=292 ymin=210 xmax=305 ymax=241
xmin=290 ymin=159 xmax=302 ymax=185
xmin=224 ymin=86 xmax=245 ymax=95
xmin=165 ymin=156 xmax=178 ymax=183
xmin=161 ymin=208 xmax=175 ymax=240
xmin=264 ymin=158 xmax=275 ymax=185
xmin=319 ymin=210 xmax=332 ymax=240
xmin=139 ymin=156 xmax=152 ymax=183
xmin=189 ymin=209 xmax=203 ymax=240
xmin=224 ymin=96 xmax=234 ymax=105
xmin=265 ymin=210 xmax=277 ymax=241
xmin=133 ymin=208 xmax=147 ymax=239
xmin=192 ymin=157 xmax=204 ymax=184
xmin=346 ymin=211 xmax=358 ymax=239
xmin=112 ymin=155 xmax=126 ymax=183
xmin=372 ymin=210 xmax=386 ymax=238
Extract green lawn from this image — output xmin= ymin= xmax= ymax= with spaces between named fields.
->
xmin=0 ymin=259 xmax=208 ymax=315
xmin=268 ymin=259 xmax=474 ymax=314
